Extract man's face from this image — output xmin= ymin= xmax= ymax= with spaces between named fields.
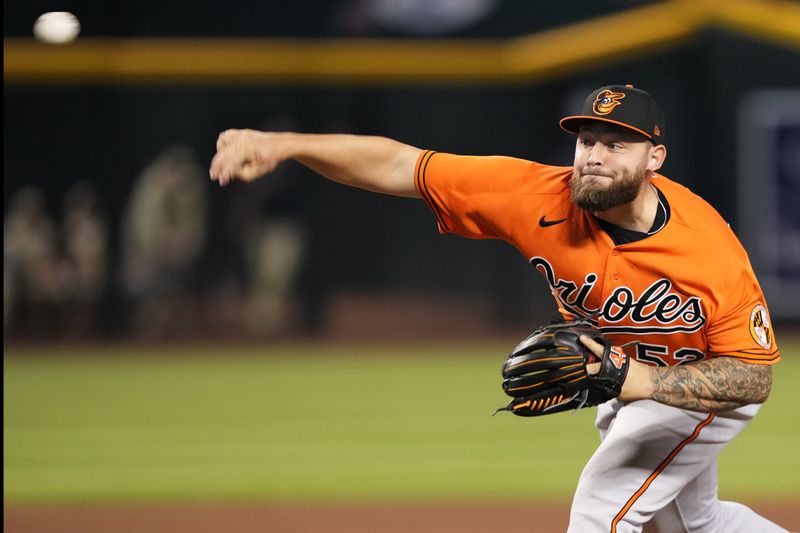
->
xmin=570 ymin=123 xmax=655 ymax=212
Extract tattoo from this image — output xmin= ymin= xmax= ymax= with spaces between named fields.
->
xmin=649 ymin=357 xmax=772 ymax=412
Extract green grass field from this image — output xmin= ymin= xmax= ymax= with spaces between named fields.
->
xmin=4 ymin=340 xmax=799 ymax=504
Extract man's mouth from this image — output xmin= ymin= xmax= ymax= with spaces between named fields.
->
xmin=581 ymin=170 xmax=614 ymax=179
xmin=580 ymin=173 xmax=614 ymax=182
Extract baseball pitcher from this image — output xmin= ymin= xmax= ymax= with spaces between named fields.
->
xmin=210 ymin=84 xmax=787 ymax=532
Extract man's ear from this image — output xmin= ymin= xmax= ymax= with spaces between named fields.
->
xmin=647 ymin=144 xmax=667 ymax=172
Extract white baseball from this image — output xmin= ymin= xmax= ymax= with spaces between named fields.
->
xmin=33 ymin=12 xmax=81 ymax=44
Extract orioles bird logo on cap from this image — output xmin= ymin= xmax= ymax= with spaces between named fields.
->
xmin=593 ymin=89 xmax=626 ymax=115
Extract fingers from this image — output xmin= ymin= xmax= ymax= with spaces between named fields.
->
xmin=210 ymin=151 xmax=266 ymax=186
xmin=216 ymin=129 xmax=236 ymax=150
xmin=209 ymin=150 xmax=232 ymax=186
xmin=581 ymin=335 xmax=604 ymax=376
xmin=213 ymin=132 xmax=236 ymax=184
xmin=209 ymin=129 xmax=275 ymax=186
xmin=209 ymin=129 xmax=244 ymax=186
xmin=580 ymin=335 xmax=605 ymax=358
xmin=586 ymin=361 xmax=601 ymax=376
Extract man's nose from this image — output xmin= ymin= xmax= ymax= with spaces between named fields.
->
xmin=586 ymin=144 xmax=604 ymax=165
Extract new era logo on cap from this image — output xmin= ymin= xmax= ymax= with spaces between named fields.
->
xmin=560 ymin=84 xmax=666 ymax=145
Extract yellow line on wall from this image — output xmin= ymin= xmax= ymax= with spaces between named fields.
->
xmin=3 ymin=0 xmax=797 ymax=86
xmin=3 ymin=38 xmax=506 ymax=85
xmin=502 ymin=1 xmax=705 ymax=80
xmin=713 ymin=0 xmax=800 ymax=48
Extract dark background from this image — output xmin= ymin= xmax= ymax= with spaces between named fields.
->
xmin=4 ymin=1 xmax=800 ymax=340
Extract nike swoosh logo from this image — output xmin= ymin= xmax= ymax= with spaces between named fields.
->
xmin=539 ymin=215 xmax=567 ymax=228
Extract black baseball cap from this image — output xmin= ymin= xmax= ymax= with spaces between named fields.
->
xmin=560 ymin=84 xmax=666 ymax=145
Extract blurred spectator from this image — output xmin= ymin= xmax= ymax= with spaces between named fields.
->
xmin=241 ymin=218 xmax=306 ymax=336
xmin=3 ymin=255 xmax=12 ymax=335
xmin=60 ymin=181 xmax=109 ymax=337
xmin=215 ymin=116 xmax=308 ymax=337
xmin=120 ymin=144 xmax=208 ymax=338
xmin=4 ymin=187 xmax=70 ymax=338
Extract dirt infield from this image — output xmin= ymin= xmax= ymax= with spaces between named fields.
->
xmin=5 ymin=502 xmax=799 ymax=532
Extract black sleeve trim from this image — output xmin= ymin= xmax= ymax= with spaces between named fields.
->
xmin=415 ymin=150 xmax=450 ymax=233
xmin=714 ymin=351 xmax=781 ymax=363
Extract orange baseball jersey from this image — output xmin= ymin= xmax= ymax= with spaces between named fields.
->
xmin=414 ymin=150 xmax=780 ymax=366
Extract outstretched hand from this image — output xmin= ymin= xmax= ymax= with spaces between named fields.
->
xmin=209 ymin=129 xmax=282 ymax=186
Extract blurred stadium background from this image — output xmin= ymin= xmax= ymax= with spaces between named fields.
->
xmin=4 ymin=1 xmax=800 ymax=532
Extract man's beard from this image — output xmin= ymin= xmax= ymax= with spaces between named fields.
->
xmin=569 ymin=164 xmax=649 ymax=212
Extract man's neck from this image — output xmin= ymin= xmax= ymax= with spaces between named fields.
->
xmin=593 ymin=181 xmax=658 ymax=233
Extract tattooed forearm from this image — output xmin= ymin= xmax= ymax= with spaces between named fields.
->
xmin=648 ymin=358 xmax=772 ymax=413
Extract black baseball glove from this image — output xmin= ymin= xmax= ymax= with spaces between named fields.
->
xmin=494 ymin=318 xmax=630 ymax=417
